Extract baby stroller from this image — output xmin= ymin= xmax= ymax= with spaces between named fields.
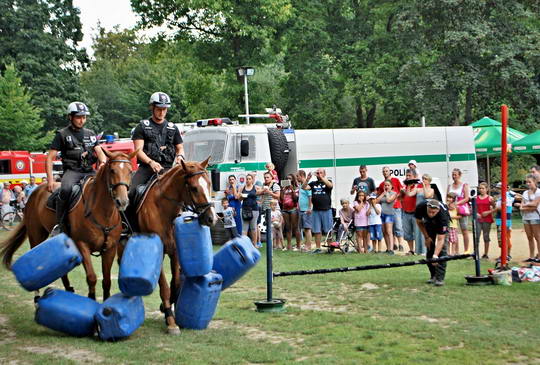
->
xmin=323 ymin=218 xmax=356 ymax=254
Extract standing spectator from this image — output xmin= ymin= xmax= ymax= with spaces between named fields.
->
xmin=353 ymin=191 xmax=370 ymax=253
xmin=401 ymin=169 xmax=419 ymax=255
xmin=239 ymin=174 xmax=260 ymax=247
xmin=350 ymin=165 xmax=376 ymax=195
xmin=253 ymin=172 xmax=264 ymax=247
xmin=475 ymin=182 xmax=494 ymax=259
xmin=1 ymin=183 xmax=14 ymax=217
xmin=303 ymin=168 xmax=333 ymax=251
xmin=265 ymin=162 xmax=279 ymax=183
xmin=377 ymin=167 xmax=404 ymax=251
xmin=367 ymin=194 xmax=383 ymax=253
xmin=221 ymin=198 xmax=240 ymax=239
xmin=446 ymin=192 xmax=460 ymax=255
xmin=519 ymin=174 xmax=540 ymax=262
xmin=270 ymin=199 xmax=284 ymax=249
xmin=258 ymin=172 xmax=281 ymax=212
xmin=492 ymin=182 xmax=515 ymax=262
xmin=297 ymin=170 xmax=313 ymax=251
xmin=338 ymin=198 xmax=354 ymax=243
xmin=447 ymin=168 xmax=471 ymax=254
xmin=41 ymin=177 xmax=48 ymax=184
xmin=377 ymin=180 xmax=397 ymax=254
xmin=415 ymin=174 xmax=435 ymax=255
xmin=23 ymin=176 xmax=39 ymax=200
xmin=13 ymin=185 xmax=25 ymax=209
xmin=225 ymin=175 xmax=243 ymax=233
xmin=530 ymin=165 xmax=540 ymax=188
xmin=415 ymin=199 xmax=450 ymax=286
xmin=408 ymin=160 xmax=421 ymax=179
xmin=281 ymin=173 xmax=301 ymax=251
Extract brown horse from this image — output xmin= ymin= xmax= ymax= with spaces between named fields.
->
xmin=123 ymin=158 xmax=216 ymax=335
xmin=0 ymin=150 xmax=137 ymax=300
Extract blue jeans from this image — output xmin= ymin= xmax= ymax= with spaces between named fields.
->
xmin=312 ymin=209 xmax=333 ymax=234
xmin=393 ymin=208 xmax=403 ymax=237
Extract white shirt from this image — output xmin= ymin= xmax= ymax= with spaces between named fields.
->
xmin=521 ymin=189 xmax=540 ymax=220
xmin=368 ymin=203 xmax=382 ymax=225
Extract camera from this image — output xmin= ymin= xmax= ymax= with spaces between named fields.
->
xmin=403 ymin=178 xmax=420 ymax=186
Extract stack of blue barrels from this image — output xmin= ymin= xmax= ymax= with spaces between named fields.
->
xmin=174 ymin=215 xmax=261 ymax=330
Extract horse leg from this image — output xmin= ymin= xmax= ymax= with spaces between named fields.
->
xmin=169 ymin=252 xmax=181 ymax=308
xmin=101 ymin=245 xmax=116 ymax=301
xmin=78 ymin=243 xmax=98 ymax=300
xmin=61 ymin=275 xmax=75 ymax=292
xmin=158 ymin=268 xmax=180 ymax=335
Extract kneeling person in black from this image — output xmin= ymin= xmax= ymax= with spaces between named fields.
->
xmin=415 ymin=199 xmax=450 ymax=286
xmin=130 ymin=92 xmax=184 ymax=194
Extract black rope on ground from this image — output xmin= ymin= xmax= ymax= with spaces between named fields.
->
xmin=273 ymin=254 xmax=474 ymax=277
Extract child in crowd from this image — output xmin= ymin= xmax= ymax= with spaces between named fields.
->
xmin=446 ymin=192 xmax=460 ymax=255
xmin=519 ymin=174 xmax=540 ymax=262
xmin=270 ymin=199 xmax=284 ymax=250
xmin=265 ymin=162 xmax=279 ymax=183
xmin=377 ymin=180 xmax=397 ymax=254
xmin=221 ymin=198 xmax=240 ymax=239
xmin=353 ymin=191 xmax=370 ymax=253
xmin=492 ymin=183 xmax=516 ymax=261
xmin=367 ymin=194 xmax=382 ymax=253
xmin=475 ymin=182 xmax=494 ymax=259
xmin=338 ymin=198 xmax=354 ymax=243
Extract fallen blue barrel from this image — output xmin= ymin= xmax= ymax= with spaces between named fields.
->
xmin=212 ymin=236 xmax=261 ymax=290
xmin=119 ymin=234 xmax=163 ymax=296
xmin=95 ymin=293 xmax=145 ymax=341
xmin=175 ymin=271 xmax=222 ymax=330
xmin=12 ymin=233 xmax=82 ymax=291
xmin=174 ymin=215 xmax=213 ymax=277
xmin=35 ymin=288 xmax=100 ymax=337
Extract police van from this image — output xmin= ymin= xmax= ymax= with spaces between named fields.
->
xmin=182 ymin=110 xmax=479 ymax=211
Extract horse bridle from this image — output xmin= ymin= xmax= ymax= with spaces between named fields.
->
xmin=106 ymin=159 xmax=133 ymax=197
xmin=160 ymin=169 xmax=213 ymax=216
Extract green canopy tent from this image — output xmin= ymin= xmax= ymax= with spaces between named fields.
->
xmin=512 ymin=129 xmax=540 ymax=154
xmin=471 ymin=116 xmax=501 ymax=128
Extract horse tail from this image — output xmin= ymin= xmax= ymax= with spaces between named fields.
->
xmin=0 ymin=222 xmax=28 ymax=270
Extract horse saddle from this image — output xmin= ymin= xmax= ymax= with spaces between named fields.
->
xmin=46 ymin=177 xmax=92 ymax=212
xmin=129 ymin=174 xmax=159 ymax=214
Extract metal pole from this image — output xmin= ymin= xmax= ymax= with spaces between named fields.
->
xmin=500 ymin=105 xmax=508 ymax=268
xmin=265 ymin=208 xmax=272 ymax=302
xmin=421 ymin=116 xmax=426 ymax=127
xmin=244 ymin=75 xmax=250 ymax=125
xmin=471 ymin=197 xmax=481 ymax=277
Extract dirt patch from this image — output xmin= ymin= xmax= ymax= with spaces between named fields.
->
xmin=417 ymin=315 xmax=440 ymax=323
xmin=210 ymin=320 xmax=304 ymax=347
xmin=21 ymin=346 xmax=103 ymax=363
xmin=360 ymin=283 xmax=379 ymax=290
xmin=440 ymin=342 xmax=464 ymax=350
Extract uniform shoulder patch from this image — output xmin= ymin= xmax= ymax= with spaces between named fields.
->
xmin=142 ymin=120 xmax=150 ymax=126
xmin=167 ymin=122 xmax=174 ymax=128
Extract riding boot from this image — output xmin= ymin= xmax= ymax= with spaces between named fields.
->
xmin=51 ymin=198 xmax=67 ymax=236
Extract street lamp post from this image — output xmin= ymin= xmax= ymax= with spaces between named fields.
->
xmin=236 ymin=66 xmax=255 ymax=125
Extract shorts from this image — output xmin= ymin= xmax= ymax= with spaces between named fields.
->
xmin=523 ymin=219 xmax=540 ymax=225
xmin=392 ymin=208 xmax=403 ymax=237
xmin=448 ymin=227 xmax=458 ymax=244
xmin=242 ymin=208 xmax=260 ymax=234
xmin=369 ymin=224 xmax=383 ymax=241
xmin=299 ymin=211 xmax=313 ymax=230
xmin=355 ymin=225 xmax=368 ymax=232
xmin=312 ymin=209 xmax=333 ymax=234
xmin=458 ymin=216 xmax=468 ymax=231
xmin=402 ymin=212 xmax=417 ymax=241
xmin=381 ymin=213 xmax=395 ymax=224
xmin=226 ymin=226 xmax=241 ymax=238
xmin=257 ymin=206 xmax=262 ymax=224
xmin=283 ymin=208 xmax=298 ymax=214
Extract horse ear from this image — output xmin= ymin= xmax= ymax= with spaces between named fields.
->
xmin=200 ymin=156 xmax=210 ymax=168
xmin=128 ymin=148 xmax=140 ymax=160
xmin=180 ymin=159 xmax=187 ymax=171
xmin=101 ymin=147 xmax=113 ymax=159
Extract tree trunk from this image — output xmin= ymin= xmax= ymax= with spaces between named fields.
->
xmin=366 ymin=103 xmax=377 ymax=128
xmin=464 ymin=86 xmax=473 ymax=125
xmin=355 ymin=97 xmax=366 ymax=128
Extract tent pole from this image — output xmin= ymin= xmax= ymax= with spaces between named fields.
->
xmin=486 ymin=155 xmax=490 ymax=187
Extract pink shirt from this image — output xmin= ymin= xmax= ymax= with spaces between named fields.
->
xmin=353 ymin=201 xmax=369 ymax=227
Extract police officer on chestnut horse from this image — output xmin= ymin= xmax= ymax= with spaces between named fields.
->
xmin=46 ymin=102 xmax=107 ymax=235
xmin=130 ymin=92 xmax=185 ymax=193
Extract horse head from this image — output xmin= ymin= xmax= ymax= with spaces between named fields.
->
xmin=101 ymin=149 xmax=138 ymax=211
xmin=180 ymin=157 xmax=217 ymax=226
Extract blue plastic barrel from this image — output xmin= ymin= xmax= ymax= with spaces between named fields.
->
xmin=95 ymin=293 xmax=145 ymax=341
xmin=12 ymin=233 xmax=82 ymax=291
xmin=175 ymin=271 xmax=222 ymax=330
xmin=212 ymin=236 xmax=261 ymax=290
xmin=174 ymin=215 xmax=213 ymax=277
xmin=35 ymin=288 xmax=100 ymax=337
xmin=119 ymin=234 xmax=163 ymax=296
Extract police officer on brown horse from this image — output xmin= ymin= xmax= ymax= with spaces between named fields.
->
xmin=130 ymin=92 xmax=184 ymax=194
xmin=46 ymin=102 xmax=107 ymax=235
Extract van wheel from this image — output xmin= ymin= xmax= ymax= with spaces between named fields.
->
xmin=210 ymin=219 xmax=230 ymax=245
xmin=267 ymin=128 xmax=289 ymax=174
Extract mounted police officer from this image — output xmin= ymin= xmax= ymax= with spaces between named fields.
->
xmin=46 ymin=102 xmax=107 ymax=235
xmin=130 ymin=92 xmax=184 ymax=194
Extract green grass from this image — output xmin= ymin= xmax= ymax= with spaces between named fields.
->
xmin=0 ymin=232 xmax=539 ymax=364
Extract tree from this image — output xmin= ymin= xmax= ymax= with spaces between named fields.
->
xmin=0 ymin=65 xmax=47 ymax=150
xmin=0 ymin=0 xmax=88 ymax=130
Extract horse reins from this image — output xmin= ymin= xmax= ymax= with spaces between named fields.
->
xmin=159 ymin=169 xmax=213 ymax=216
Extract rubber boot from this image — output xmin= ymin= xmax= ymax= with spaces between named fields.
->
xmin=51 ymin=197 xmax=67 ymax=236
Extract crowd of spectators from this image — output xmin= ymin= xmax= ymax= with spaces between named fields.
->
xmin=0 ymin=176 xmax=41 ymax=224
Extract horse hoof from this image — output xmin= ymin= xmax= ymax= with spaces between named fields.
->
xmin=167 ymin=327 xmax=181 ymax=336
xmin=66 ymin=286 xmax=75 ymax=293
xmin=88 ymin=293 xmax=96 ymax=300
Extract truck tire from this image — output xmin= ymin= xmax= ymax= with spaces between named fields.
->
xmin=267 ymin=128 xmax=289 ymax=173
xmin=210 ymin=219 xmax=230 ymax=246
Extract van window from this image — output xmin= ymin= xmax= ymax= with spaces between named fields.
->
xmin=228 ymin=135 xmax=256 ymax=161
xmin=0 ymin=160 xmax=10 ymax=174
xmin=183 ymin=130 xmax=227 ymax=165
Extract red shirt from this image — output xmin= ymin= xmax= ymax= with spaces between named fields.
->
xmin=476 ymin=195 xmax=494 ymax=223
xmin=377 ymin=177 xmax=402 ymax=209
xmin=401 ymin=184 xmax=418 ymax=213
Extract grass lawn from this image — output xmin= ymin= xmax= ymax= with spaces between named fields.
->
xmin=0 ymin=231 xmax=539 ymax=365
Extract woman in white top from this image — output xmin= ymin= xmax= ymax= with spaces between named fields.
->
xmin=447 ymin=168 xmax=471 ymax=254
xmin=519 ymin=174 xmax=540 ymax=262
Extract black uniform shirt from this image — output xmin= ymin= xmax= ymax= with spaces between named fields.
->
xmin=414 ymin=201 xmax=450 ymax=239
xmin=131 ymin=118 xmax=183 ymax=166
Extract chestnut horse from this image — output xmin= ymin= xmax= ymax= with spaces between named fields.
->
xmin=122 ymin=158 xmax=216 ymax=335
xmin=0 ymin=150 xmax=137 ymax=300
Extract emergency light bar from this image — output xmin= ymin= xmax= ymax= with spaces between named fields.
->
xmin=196 ymin=118 xmax=233 ymax=127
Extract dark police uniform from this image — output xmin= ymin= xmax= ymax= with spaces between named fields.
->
xmin=130 ymin=118 xmax=182 ymax=194
xmin=414 ymin=200 xmax=450 ymax=282
xmin=50 ymin=126 xmax=98 ymax=202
